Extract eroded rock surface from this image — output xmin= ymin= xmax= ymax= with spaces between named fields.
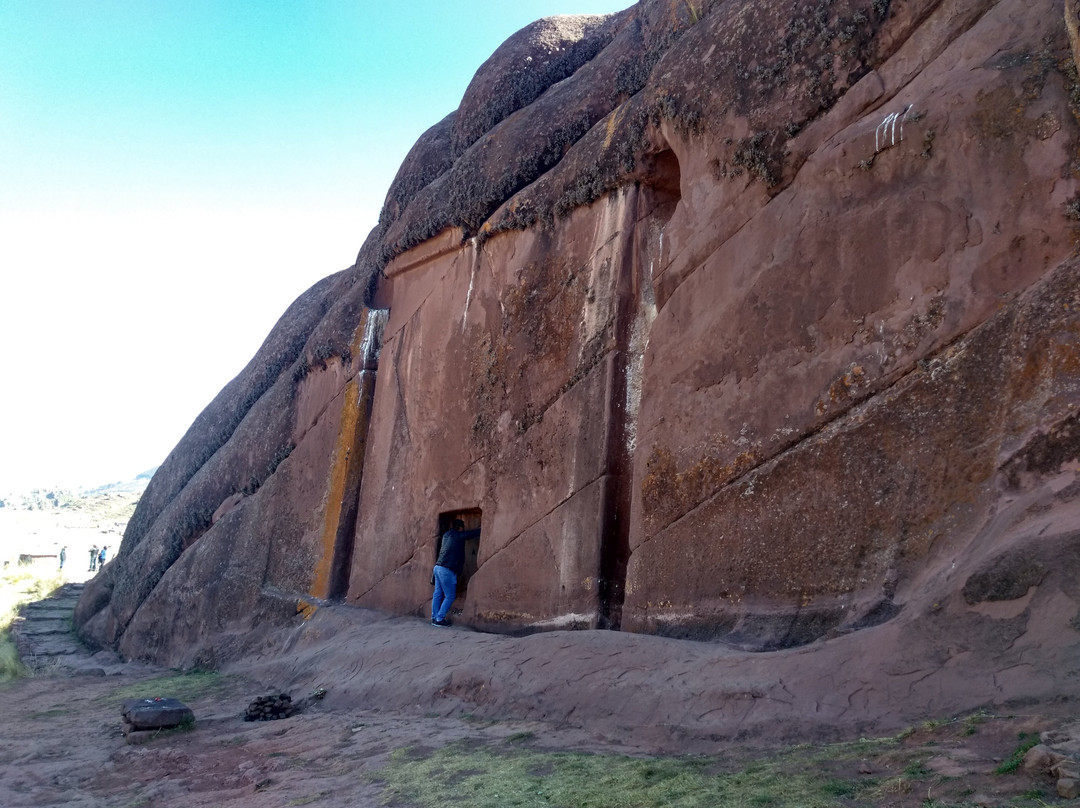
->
xmin=77 ymin=0 xmax=1080 ymax=734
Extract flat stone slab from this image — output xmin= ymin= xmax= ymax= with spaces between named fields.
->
xmin=19 ymin=636 xmax=83 ymax=655
xmin=21 ymin=605 xmax=77 ymax=615
xmin=16 ymin=620 xmax=74 ymax=635
xmin=121 ymin=698 xmax=195 ymax=730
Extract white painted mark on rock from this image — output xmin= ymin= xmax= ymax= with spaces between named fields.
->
xmin=875 ymin=104 xmax=913 ymax=153
xmin=462 ymin=238 xmax=480 ymax=332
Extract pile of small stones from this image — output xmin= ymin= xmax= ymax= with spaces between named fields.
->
xmin=244 ymin=693 xmax=296 ymax=721
xmin=1023 ymin=743 xmax=1080 ymax=799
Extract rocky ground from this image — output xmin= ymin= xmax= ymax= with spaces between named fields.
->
xmin=3 ymin=490 xmax=1079 ymax=807
xmin=2 ymin=582 xmax=1078 ymax=807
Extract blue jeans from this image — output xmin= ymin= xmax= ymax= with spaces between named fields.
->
xmin=431 ymin=565 xmax=458 ymax=621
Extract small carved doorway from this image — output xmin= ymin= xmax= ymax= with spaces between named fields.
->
xmin=436 ymin=508 xmax=482 ymax=603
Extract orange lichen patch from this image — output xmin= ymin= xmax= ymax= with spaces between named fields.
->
xmin=640 ymin=445 xmax=761 ymax=534
xmin=296 ymin=599 xmax=318 ymax=620
xmin=815 ymin=363 xmax=868 ymax=416
xmin=972 ymin=85 xmax=1031 ymax=141
xmin=970 ymin=65 xmax=1061 ymax=146
xmin=603 ymin=107 xmax=621 ymax=149
xmin=1015 ymin=326 xmax=1080 ymax=392
xmin=310 ymin=376 xmax=362 ymax=600
xmin=310 ymin=311 xmax=379 ymax=599
xmin=1047 ymin=329 xmax=1080 ymax=377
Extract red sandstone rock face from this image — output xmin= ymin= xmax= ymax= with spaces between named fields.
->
xmin=77 ymin=0 xmax=1080 ymax=727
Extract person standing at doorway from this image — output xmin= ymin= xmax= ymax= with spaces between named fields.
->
xmin=431 ymin=519 xmax=480 ymax=627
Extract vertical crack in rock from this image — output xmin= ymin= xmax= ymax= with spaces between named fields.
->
xmin=598 ymin=185 xmax=657 ymax=629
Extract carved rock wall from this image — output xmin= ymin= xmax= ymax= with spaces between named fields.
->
xmin=75 ymin=0 xmax=1080 ymax=721
xmin=622 ymin=0 xmax=1080 ymax=643
xmin=347 ymin=185 xmax=668 ymax=630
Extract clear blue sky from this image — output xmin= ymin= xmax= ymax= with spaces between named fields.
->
xmin=0 ymin=1 xmax=630 ymax=493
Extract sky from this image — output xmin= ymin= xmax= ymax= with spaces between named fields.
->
xmin=0 ymin=0 xmax=630 ymax=494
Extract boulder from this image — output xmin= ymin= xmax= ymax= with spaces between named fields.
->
xmin=1022 ymin=744 xmax=1067 ymax=777
xmin=1059 ymin=778 xmax=1079 ymax=799
xmin=121 ymin=698 xmax=194 ymax=731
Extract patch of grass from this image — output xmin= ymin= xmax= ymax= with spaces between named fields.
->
xmin=29 ymin=706 xmax=67 ymax=719
xmin=904 ymin=761 xmax=933 ymax=778
xmin=820 ymin=777 xmax=862 ymax=798
xmin=109 ymin=669 xmax=230 ymax=704
xmin=0 ymin=568 xmax=65 ymax=612
xmin=995 ymin=733 xmax=1040 ymax=775
xmin=962 ymin=711 xmax=992 ymax=736
xmin=371 ymin=742 xmax=874 ymax=808
xmin=286 ymin=792 xmax=330 ymax=806
xmin=460 ymin=712 xmax=496 ymax=725
xmin=144 ymin=716 xmax=196 ymax=740
xmin=873 ymin=775 xmax=913 ymax=798
xmin=0 ymin=566 xmax=65 ymax=682
xmin=0 ymin=637 xmax=26 ymax=681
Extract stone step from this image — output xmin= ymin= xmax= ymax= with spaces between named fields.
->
xmin=15 ymin=625 xmax=74 ymax=637
xmin=13 ymin=626 xmax=72 ymax=638
xmin=20 ymin=608 xmax=77 ymax=620
xmin=12 ymin=584 xmax=92 ymax=673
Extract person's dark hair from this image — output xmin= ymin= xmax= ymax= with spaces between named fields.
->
xmin=452 ymin=518 xmax=465 ymax=530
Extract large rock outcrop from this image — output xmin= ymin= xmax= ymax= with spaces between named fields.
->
xmin=78 ymin=0 xmax=1080 ymax=728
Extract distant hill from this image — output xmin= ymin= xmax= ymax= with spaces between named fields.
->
xmin=82 ymin=467 xmax=158 ymax=497
xmin=0 ymin=468 xmax=156 ymax=511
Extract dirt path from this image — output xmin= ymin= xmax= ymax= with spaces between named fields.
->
xmin=4 ymin=588 xmax=1079 ymax=807
xmin=2 ymin=589 xmax=644 ymax=808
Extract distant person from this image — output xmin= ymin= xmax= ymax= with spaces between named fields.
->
xmin=89 ymin=545 xmax=99 ymax=572
xmin=98 ymin=546 xmax=108 ymax=568
xmin=431 ymin=519 xmax=480 ymax=627
xmin=59 ymin=547 xmax=66 ymax=569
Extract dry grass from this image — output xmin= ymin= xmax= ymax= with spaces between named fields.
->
xmin=371 ymin=741 xmax=870 ymax=808
xmin=370 ymin=713 xmax=1070 ymax=808
xmin=0 ymin=565 xmax=65 ymax=681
